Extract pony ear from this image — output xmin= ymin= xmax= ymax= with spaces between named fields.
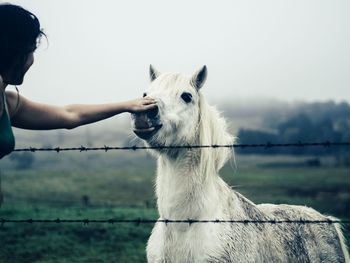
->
xmin=149 ymin=64 xmax=160 ymax=82
xmin=191 ymin=65 xmax=207 ymax=90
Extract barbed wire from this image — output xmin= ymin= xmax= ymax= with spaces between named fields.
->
xmin=13 ymin=141 xmax=350 ymax=153
xmin=1 ymin=218 xmax=349 ymax=225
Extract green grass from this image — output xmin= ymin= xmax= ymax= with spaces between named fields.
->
xmin=221 ymin=167 xmax=350 ymax=217
xmin=0 ymin=206 xmax=158 ymax=263
xmin=1 ymin=168 xmax=156 ymax=208
xmin=0 ymin=166 xmax=349 ymax=262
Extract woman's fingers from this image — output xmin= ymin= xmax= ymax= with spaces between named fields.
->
xmin=141 ymin=98 xmax=157 ymax=107
xmin=127 ymin=97 xmax=157 ymax=113
xmin=142 ymin=98 xmax=156 ymax=105
xmin=144 ymin=103 xmax=157 ymax=110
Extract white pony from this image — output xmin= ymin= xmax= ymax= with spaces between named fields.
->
xmin=132 ymin=65 xmax=349 ymax=263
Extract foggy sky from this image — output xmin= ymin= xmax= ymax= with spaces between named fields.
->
xmin=4 ymin=0 xmax=350 ymax=105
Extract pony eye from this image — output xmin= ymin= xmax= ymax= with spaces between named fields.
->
xmin=181 ymin=92 xmax=192 ymax=103
xmin=143 ymin=93 xmax=147 ymax=97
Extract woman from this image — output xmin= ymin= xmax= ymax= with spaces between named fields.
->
xmin=0 ymin=4 xmax=157 ymax=159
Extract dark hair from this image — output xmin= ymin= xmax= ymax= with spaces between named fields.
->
xmin=0 ymin=3 xmax=45 ymax=74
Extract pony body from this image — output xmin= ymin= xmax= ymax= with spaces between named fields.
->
xmin=132 ymin=65 xmax=349 ymax=263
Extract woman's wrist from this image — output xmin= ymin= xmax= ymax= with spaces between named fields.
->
xmin=118 ymin=101 xmax=131 ymax=113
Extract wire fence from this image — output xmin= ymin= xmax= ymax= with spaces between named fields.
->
xmin=5 ymin=140 xmax=350 ymax=225
xmin=1 ymin=218 xmax=350 ymax=225
xmin=13 ymin=141 xmax=350 ymax=152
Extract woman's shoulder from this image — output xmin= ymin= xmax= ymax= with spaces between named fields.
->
xmin=4 ymin=90 xmax=20 ymax=118
xmin=5 ymin=90 xmax=18 ymax=100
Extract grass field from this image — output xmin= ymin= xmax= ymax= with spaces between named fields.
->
xmin=0 ymin=166 xmax=349 ymax=262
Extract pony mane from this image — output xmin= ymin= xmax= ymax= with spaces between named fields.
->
xmin=198 ymin=92 xmax=235 ymax=176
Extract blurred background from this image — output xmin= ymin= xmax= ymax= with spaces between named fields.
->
xmin=0 ymin=0 xmax=349 ymax=262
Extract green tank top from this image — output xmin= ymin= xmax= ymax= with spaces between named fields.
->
xmin=0 ymin=91 xmax=15 ymax=159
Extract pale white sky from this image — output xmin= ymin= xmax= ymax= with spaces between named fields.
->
xmin=4 ymin=0 xmax=350 ymax=105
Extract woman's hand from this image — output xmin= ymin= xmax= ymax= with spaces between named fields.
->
xmin=125 ymin=97 xmax=157 ymax=113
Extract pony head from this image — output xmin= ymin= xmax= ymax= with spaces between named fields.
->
xmin=132 ymin=65 xmax=234 ymax=171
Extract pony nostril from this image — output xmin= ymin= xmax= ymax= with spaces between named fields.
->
xmin=147 ymin=106 xmax=159 ymax=119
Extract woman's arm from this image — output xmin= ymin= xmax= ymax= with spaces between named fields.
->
xmin=6 ymin=91 xmax=156 ymax=130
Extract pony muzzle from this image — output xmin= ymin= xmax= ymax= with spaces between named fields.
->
xmin=133 ymin=125 xmax=162 ymax=140
xmin=132 ymin=111 xmax=162 ymax=140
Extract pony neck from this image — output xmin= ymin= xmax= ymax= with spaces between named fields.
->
xmin=156 ymin=151 xmax=223 ymax=220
